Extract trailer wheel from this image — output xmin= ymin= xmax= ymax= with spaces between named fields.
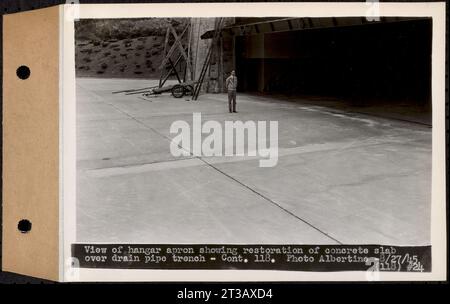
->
xmin=184 ymin=85 xmax=194 ymax=96
xmin=171 ymin=85 xmax=185 ymax=98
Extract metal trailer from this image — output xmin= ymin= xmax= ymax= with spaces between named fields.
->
xmin=145 ymin=81 xmax=196 ymax=98
xmin=112 ymin=81 xmax=196 ymax=98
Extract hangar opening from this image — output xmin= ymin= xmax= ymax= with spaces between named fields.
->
xmin=202 ymin=17 xmax=432 ymax=124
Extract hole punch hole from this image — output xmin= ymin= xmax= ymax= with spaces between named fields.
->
xmin=18 ymin=219 xmax=32 ymax=233
xmin=16 ymin=65 xmax=31 ymax=80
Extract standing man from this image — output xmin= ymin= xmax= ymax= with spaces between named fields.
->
xmin=226 ymin=70 xmax=238 ymax=113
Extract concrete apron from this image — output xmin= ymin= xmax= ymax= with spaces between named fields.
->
xmin=76 ymin=78 xmax=431 ymax=245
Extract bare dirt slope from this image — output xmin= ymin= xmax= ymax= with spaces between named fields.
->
xmin=75 ymin=18 xmax=187 ymax=79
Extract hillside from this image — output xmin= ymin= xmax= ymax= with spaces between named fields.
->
xmin=75 ymin=18 xmax=188 ymax=79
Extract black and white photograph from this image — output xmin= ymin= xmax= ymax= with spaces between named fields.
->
xmin=65 ymin=2 xmax=446 ymax=281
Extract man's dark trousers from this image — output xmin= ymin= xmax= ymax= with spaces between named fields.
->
xmin=228 ymin=90 xmax=236 ymax=112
